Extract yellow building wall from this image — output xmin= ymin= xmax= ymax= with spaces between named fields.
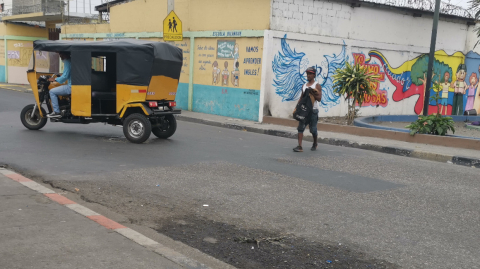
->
xmin=0 ymin=23 xmax=6 ymax=36
xmin=62 ymin=24 xmax=111 ymax=35
xmin=109 ymin=0 xmax=270 ymax=33
xmin=5 ymin=23 xmax=48 ymax=37
xmin=7 ymin=40 xmax=34 ymax=84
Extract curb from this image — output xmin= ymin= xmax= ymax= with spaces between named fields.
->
xmin=0 ymin=84 xmax=32 ymax=93
xmin=176 ymin=115 xmax=480 ymax=168
xmin=0 ymin=167 xmax=214 ymax=269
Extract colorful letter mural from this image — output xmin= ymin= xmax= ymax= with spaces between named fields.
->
xmin=353 ymin=53 xmax=387 ymax=108
xmin=272 ymin=35 xmax=480 ymax=117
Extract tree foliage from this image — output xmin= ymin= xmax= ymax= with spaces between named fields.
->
xmin=410 ymin=55 xmax=452 ymax=86
xmin=333 ymin=62 xmax=380 ymax=125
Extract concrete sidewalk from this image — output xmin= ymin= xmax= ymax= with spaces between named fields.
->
xmin=0 ymin=168 xmax=214 ymax=269
xmin=177 ymin=111 xmax=480 ymax=168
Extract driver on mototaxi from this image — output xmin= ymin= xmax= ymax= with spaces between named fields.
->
xmin=46 ymin=51 xmax=71 ymax=118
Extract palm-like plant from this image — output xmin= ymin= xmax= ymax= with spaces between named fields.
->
xmin=333 ymin=62 xmax=380 ymax=125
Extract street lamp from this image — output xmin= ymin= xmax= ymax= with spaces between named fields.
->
xmin=423 ymin=0 xmax=441 ymax=116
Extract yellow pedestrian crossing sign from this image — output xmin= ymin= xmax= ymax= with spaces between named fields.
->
xmin=163 ymin=11 xmax=183 ymax=41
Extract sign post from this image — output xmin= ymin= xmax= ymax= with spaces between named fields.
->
xmin=163 ymin=11 xmax=183 ymax=41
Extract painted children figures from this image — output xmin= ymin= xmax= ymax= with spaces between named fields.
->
xmin=222 ymin=61 xmax=229 ymax=86
xmin=451 ymin=64 xmax=467 ymax=115
xmin=465 ymin=73 xmax=478 ymax=111
xmin=212 ymin=61 xmax=220 ymax=85
xmin=439 ymin=71 xmax=451 ymax=115
xmin=231 ymin=61 xmax=240 ymax=87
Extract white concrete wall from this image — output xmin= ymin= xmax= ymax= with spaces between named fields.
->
xmin=270 ymin=0 xmax=469 ymax=53
xmin=264 ymin=0 xmax=478 ymax=119
xmin=1 ymin=0 xmax=12 ymax=11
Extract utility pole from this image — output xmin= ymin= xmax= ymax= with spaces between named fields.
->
xmin=168 ymin=0 xmax=173 ymax=13
xmin=423 ymin=0 xmax=441 ymax=116
xmin=167 ymin=0 xmax=174 ymax=44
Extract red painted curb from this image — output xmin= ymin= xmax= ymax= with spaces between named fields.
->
xmin=6 ymin=173 xmax=34 ymax=183
xmin=87 ymin=215 xmax=127 ymax=230
xmin=44 ymin=193 xmax=77 ymax=205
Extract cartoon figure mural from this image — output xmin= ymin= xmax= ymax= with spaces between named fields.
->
xmin=465 ymin=72 xmax=478 ymax=112
xmin=212 ymin=61 xmax=220 ymax=85
xmin=451 ymin=64 xmax=467 ymax=115
xmin=368 ymin=50 xmax=464 ymax=115
xmin=232 ymin=43 xmax=239 ymax=69
xmin=231 ymin=61 xmax=240 ymax=87
xmin=272 ymin=35 xmax=347 ymax=111
xmin=438 ymin=71 xmax=452 ymax=116
xmin=474 ymin=64 xmax=480 ymax=114
xmin=222 ymin=61 xmax=229 ymax=86
xmin=410 ymin=55 xmax=452 ymax=113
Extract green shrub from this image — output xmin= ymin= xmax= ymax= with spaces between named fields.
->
xmin=333 ymin=62 xmax=380 ymax=125
xmin=406 ymin=82 xmax=455 ymax=136
xmin=406 ymin=114 xmax=455 ymax=136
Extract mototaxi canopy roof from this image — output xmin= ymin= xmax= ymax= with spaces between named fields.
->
xmin=33 ymin=39 xmax=183 ymax=86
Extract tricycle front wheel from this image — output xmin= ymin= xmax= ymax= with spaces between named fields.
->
xmin=123 ymin=113 xmax=152 ymax=144
xmin=20 ymin=104 xmax=47 ymax=130
xmin=152 ymin=115 xmax=177 ymax=139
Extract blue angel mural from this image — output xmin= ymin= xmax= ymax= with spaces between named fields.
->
xmin=272 ymin=34 xmax=348 ymax=111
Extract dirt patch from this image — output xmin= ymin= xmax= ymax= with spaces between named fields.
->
xmin=373 ymin=121 xmax=480 ymax=139
xmin=157 ymin=217 xmax=398 ymax=269
xmin=318 ymin=116 xmax=349 ymax=125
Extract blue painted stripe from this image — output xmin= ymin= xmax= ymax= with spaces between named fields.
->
xmin=0 ymin=66 xmax=5 ymax=83
xmin=192 ymin=84 xmax=259 ymax=121
xmin=175 ymin=82 xmax=188 ymax=110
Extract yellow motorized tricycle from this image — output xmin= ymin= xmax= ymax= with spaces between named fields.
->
xmin=20 ymin=40 xmax=182 ymax=143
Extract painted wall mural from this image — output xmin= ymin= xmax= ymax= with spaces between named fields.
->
xmin=272 ymin=35 xmax=347 ymax=112
xmin=271 ymin=35 xmax=480 ymax=117
xmin=194 ymin=37 xmax=263 ymax=121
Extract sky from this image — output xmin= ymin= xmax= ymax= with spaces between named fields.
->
xmin=453 ymin=0 xmax=472 ymax=9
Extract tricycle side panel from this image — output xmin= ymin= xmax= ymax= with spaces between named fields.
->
xmin=71 ymin=85 xmax=92 ymax=116
xmin=146 ymin=75 xmax=178 ymax=101
xmin=116 ymin=84 xmax=148 ymax=113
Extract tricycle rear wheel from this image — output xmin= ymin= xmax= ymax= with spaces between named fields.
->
xmin=20 ymin=104 xmax=47 ymax=130
xmin=152 ymin=115 xmax=177 ymax=139
xmin=123 ymin=113 xmax=152 ymax=144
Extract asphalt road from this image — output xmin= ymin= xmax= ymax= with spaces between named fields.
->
xmin=1 ymin=88 xmax=479 ymax=268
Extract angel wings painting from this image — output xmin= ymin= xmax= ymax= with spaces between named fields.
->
xmin=272 ymin=35 xmax=348 ymax=112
